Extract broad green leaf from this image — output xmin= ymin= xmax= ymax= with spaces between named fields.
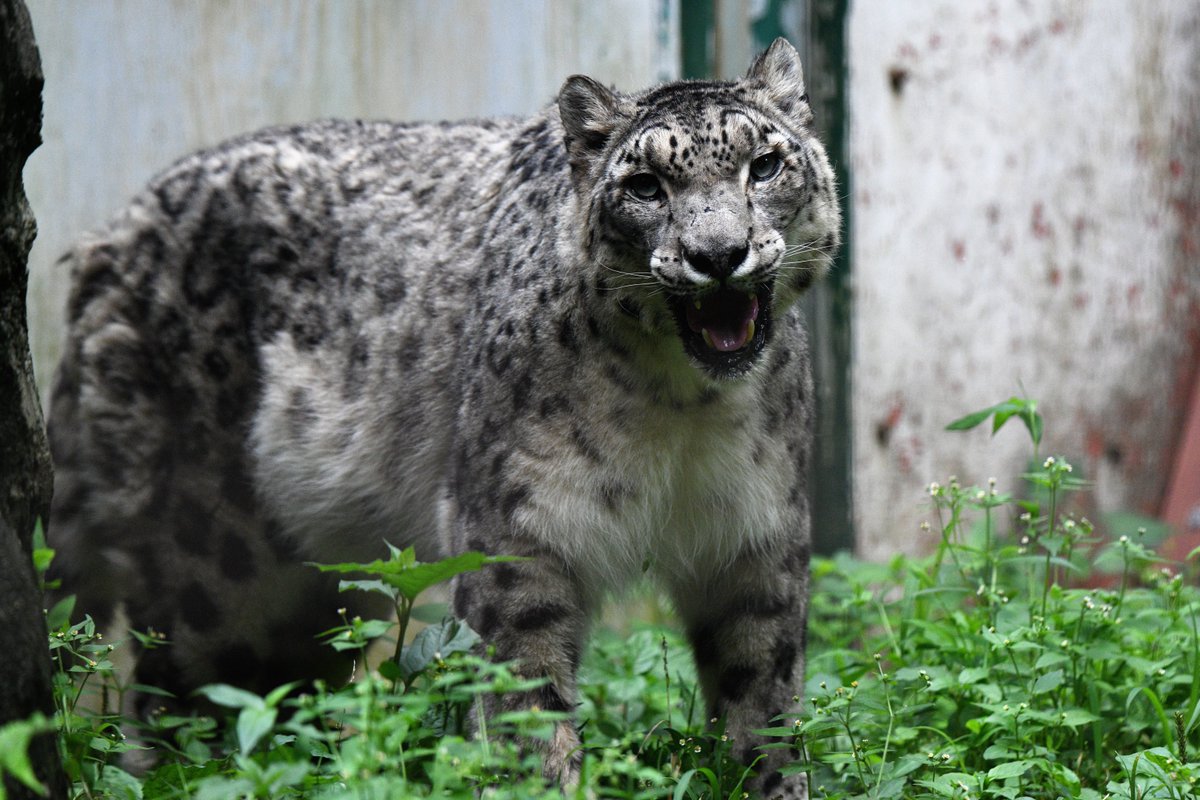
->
xmin=236 ymin=705 xmax=277 ymax=756
xmin=378 ymin=659 xmax=403 ymax=683
xmin=1034 ymin=651 xmax=1069 ymax=670
xmin=45 ymin=595 xmax=75 ymax=631
xmin=95 ymin=765 xmax=144 ymax=800
xmin=1033 ymin=668 xmax=1064 ymax=694
xmin=263 ymin=681 xmax=301 ymax=708
xmin=988 ymin=759 xmax=1034 ymax=780
xmin=1060 ymin=709 xmax=1101 ymax=727
xmin=984 ymin=743 xmax=1015 ymax=760
xmin=398 ymin=618 xmax=480 ymax=680
xmin=196 ymin=683 xmax=264 ymax=710
xmin=314 ymin=549 xmax=525 ymax=600
xmin=31 ymin=546 xmax=54 ymax=575
xmin=336 ymin=578 xmax=398 ymax=598
xmin=0 ymin=714 xmax=51 ymax=795
xmin=958 ymin=666 xmax=990 ymax=685
xmin=874 ymin=776 xmax=909 ymax=798
xmin=411 ymin=602 xmax=452 ymax=623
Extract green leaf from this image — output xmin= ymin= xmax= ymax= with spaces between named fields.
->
xmin=946 ymin=396 xmax=1041 ymax=446
xmin=95 ymin=765 xmax=144 ymax=800
xmin=1033 ymin=668 xmax=1064 ymax=694
xmin=991 ymin=405 xmax=1019 ymax=433
xmin=1025 ymin=408 xmax=1044 ymax=445
xmin=30 ymin=519 xmax=53 ymax=576
xmin=0 ymin=714 xmax=52 ymax=795
xmin=196 ymin=683 xmax=264 ymax=710
xmin=45 ymin=595 xmax=75 ymax=631
xmin=958 ymin=666 xmax=991 ymax=685
xmin=1060 ymin=709 xmax=1101 ymax=727
xmin=314 ymin=549 xmax=526 ymax=600
xmin=411 ymin=602 xmax=452 ymax=623
xmin=987 ymin=759 xmax=1034 ymax=780
xmin=673 ymin=768 xmax=697 ymax=800
xmin=31 ymin=546 xmax=54 ymax=575
xmin=752 ymin=726 xmax=800 ymax=737
xmin=378 ymin=659 xmax=403 ymax=683
xmin=336 ymin=578 xmax=398 ymax=599
xmin=984 ymin=743 xmax=1015 ymax=760
xmin=236 ymin=705 xmax=277 ymax=756
xmin=263 ymin=681 xmax=300 ymax=708
xmin=946 ymin=405 xmax=1002 ymax=432
xmin=398 ymin=618 xmax=479 ymax=680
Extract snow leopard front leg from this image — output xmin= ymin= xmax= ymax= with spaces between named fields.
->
xmin=449 ymin=520 xmax=593 ymax=786
xmin=666 ymin=541 xmax=811 ymax=800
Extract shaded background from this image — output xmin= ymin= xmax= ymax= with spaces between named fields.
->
xmin=23 ymin=0 xmax=1200 ymax=560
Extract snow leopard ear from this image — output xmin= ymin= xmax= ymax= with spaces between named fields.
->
xmin=746 ymin=37 xmax=811 ymax=120
xmin=558 ymin=75 xmax=630 ymax=176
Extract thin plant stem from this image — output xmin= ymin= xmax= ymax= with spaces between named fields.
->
xmin=873 ymin=657 xmax=896 ymax=797
xmin=1041 ymin=482 xmax=1059 ymax=620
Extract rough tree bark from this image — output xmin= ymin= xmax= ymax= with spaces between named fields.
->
xmin=0 ymin=0 xmax=68 ymax=797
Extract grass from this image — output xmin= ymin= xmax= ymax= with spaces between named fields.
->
xmin=3 ymin=397 xmax=1199 ymax=798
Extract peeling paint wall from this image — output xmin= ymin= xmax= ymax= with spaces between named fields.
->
xmin=848 ymin=2 xmax=1200 ymax=558
xmin=24 ymin=0 xmax=679 ymax=401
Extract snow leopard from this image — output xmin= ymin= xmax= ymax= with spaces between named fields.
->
xmin=46 ymin=38 xmax=840 ymax=798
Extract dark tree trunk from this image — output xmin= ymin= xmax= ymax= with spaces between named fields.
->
xmin=0 ymin=0 xmax=68 ymax=797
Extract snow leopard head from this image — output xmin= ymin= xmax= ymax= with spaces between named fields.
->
xmin=559 ymin=38 xmax=841 ymax=379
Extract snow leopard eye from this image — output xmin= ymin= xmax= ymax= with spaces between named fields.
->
xmin=626 ymin=173 xmax=663 ymax=201
xmin=749 ymin=152 xmax=782 ymax=182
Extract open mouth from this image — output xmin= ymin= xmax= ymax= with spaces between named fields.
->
xmin=669 ymin=284 xmax=772 ymax=377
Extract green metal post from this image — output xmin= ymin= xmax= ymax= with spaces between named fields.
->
xmin=680 ymin=0 xmax=854 ymax=554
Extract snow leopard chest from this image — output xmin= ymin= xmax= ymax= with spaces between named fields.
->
xmin=507 ymin=378 xmax=795 ymax=594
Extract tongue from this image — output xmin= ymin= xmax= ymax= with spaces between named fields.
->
xmin=686 ymin=290 xmax=759 ymax=353
xmin=706 ymin=325 xmax=752 ymax=352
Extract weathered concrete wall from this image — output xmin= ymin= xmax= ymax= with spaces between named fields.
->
xmin=27 ymin=1 xmax=1199 ymax=560
xmin=849 ymin=2 xmax=1200 ymax=558
xmin=24 ymin=0 xmax=679 ymax=400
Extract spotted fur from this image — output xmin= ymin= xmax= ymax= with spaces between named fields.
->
xmin=47 ymin=39 xmax=839 ymax=798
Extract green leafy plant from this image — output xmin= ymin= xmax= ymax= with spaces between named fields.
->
xmin=781 ymin=398 xmax=1200 ymax=799
xmin=18 ymin=397 xmax=1200 ymax=798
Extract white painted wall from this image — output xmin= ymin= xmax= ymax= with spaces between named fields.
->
xmin=848 ymin=2 xmax=1200 ymax=558
xmin=24 ymin=0 xmax=679 ymax=401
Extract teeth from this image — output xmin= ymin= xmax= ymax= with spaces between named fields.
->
xmin=746 ymin=319 xmax=755 ymax=343
xmin=694 ymin=298 xmax=702 ymax=310
xmin=702 ymin=329 xmax=714 ymax=349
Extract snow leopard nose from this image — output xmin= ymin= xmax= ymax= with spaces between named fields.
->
xmin=683 ymin=243 xmax=749 ymax=280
